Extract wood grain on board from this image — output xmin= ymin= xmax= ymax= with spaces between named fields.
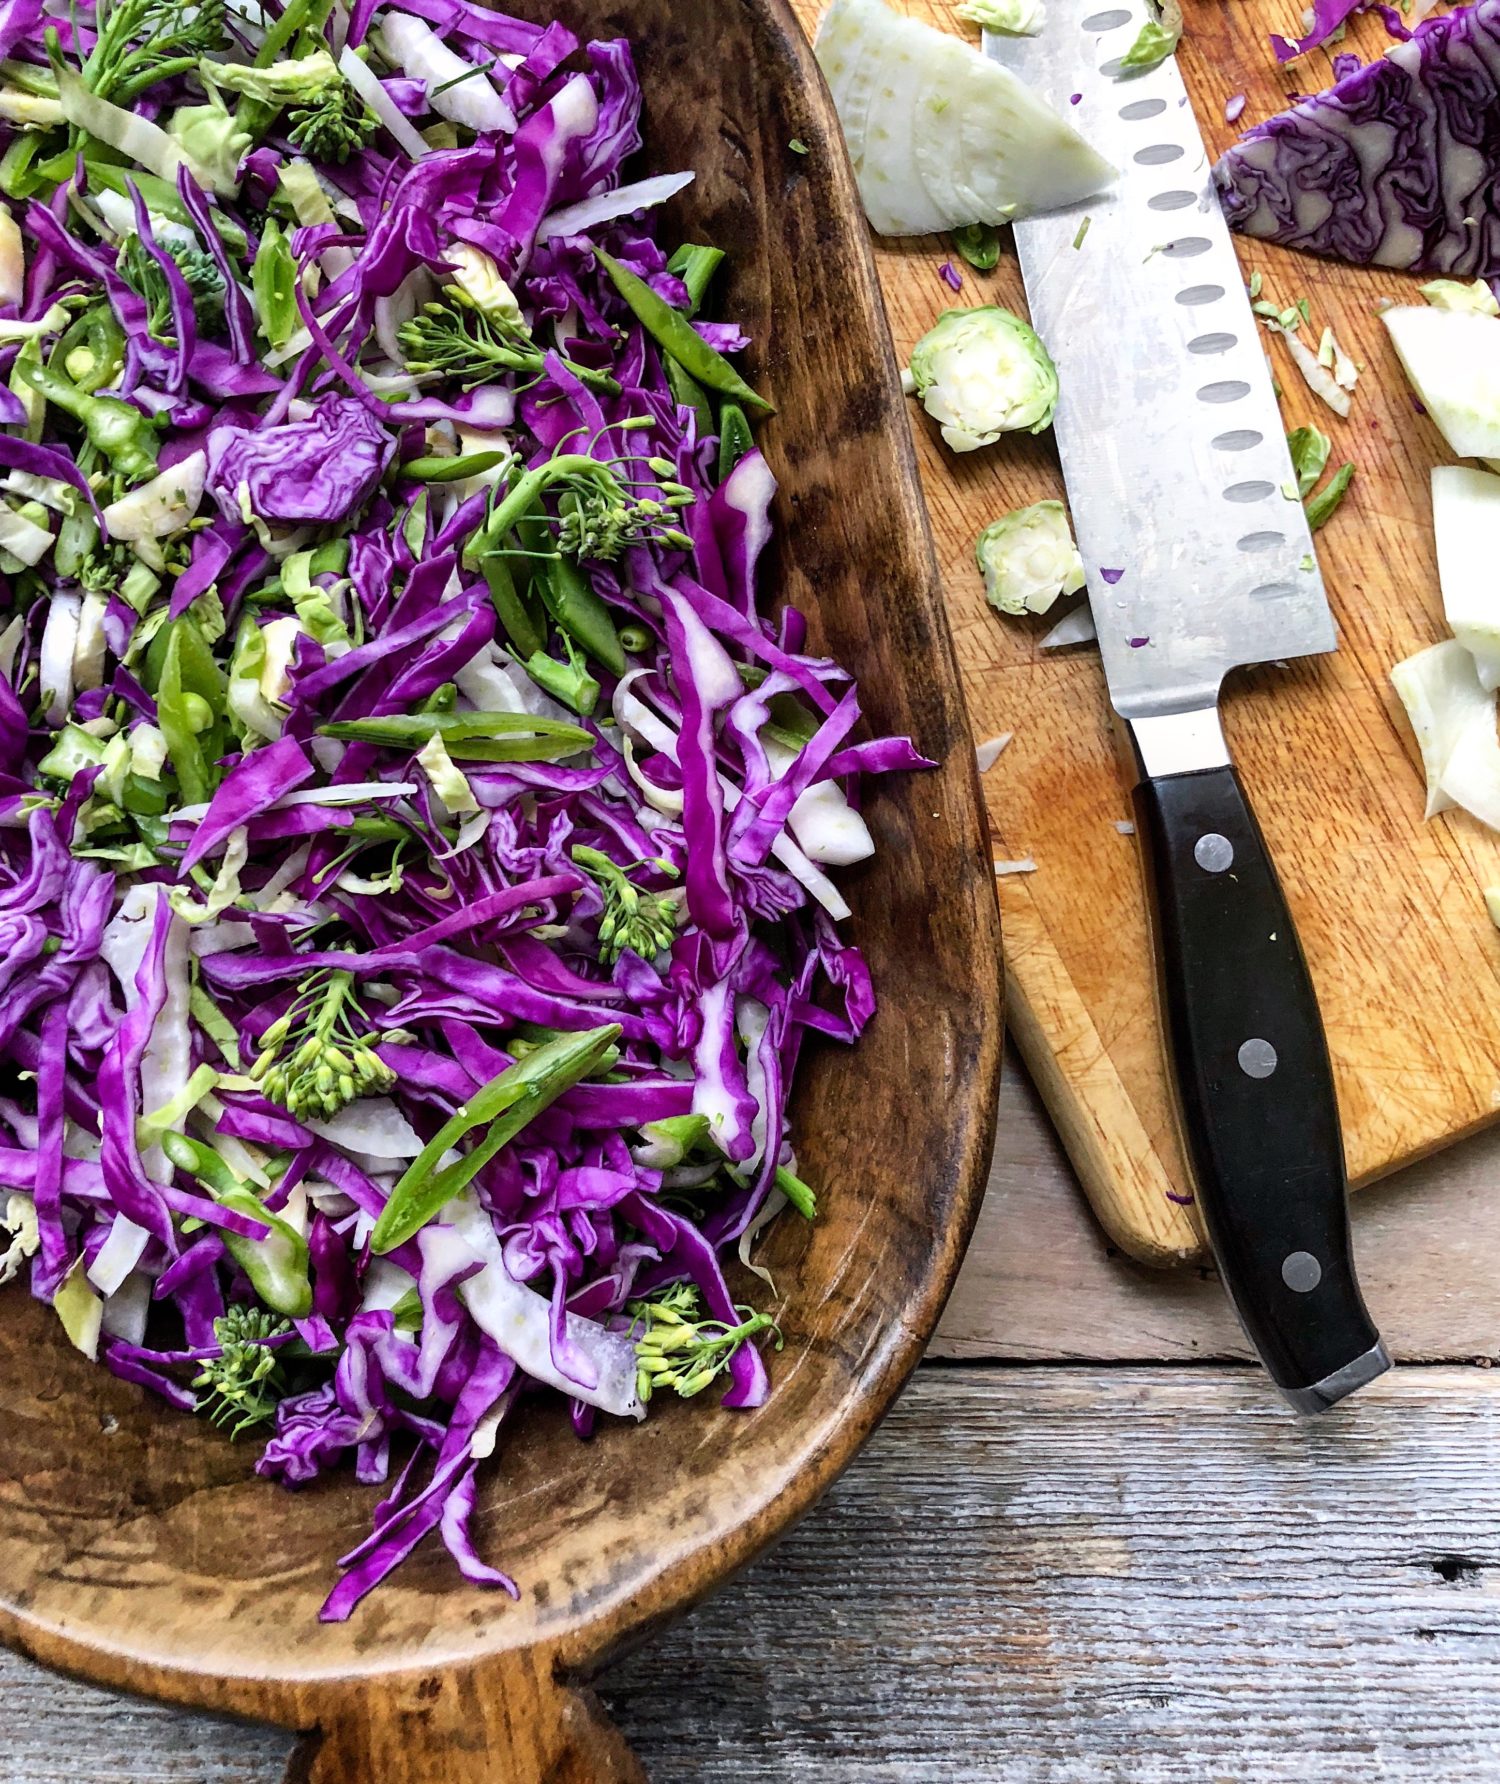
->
xmin=17 ymin=1364 xmax=1500 ymax=1783
xmin=785 ymin=0 xmax=1500 ymax=1263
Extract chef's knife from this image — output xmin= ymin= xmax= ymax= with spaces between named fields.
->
xmin=987 ymin=6 xmax=1390 ymax=1411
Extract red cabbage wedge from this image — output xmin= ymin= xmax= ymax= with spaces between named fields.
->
xmin=1216 ymin=0 xmax=1500 ymax=278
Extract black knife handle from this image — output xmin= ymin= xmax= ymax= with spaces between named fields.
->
xmin=1130 ymin=747 xmax=1389 ymax=1412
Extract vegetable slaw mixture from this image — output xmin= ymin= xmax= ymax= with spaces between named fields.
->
xmin=0 ymin=0 xmax=926 ymax=1618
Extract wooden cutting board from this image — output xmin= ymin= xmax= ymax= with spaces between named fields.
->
xmin=788 ymin=0 xmax=1500 ymax=1263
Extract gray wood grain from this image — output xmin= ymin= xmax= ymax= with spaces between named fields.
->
xmin=12 ymin=1365 xmax=1500 ymax=1782
xmin=933 ymin=1045 xmax=1500 ymax=1363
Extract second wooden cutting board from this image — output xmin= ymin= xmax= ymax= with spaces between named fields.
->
xmin=788 ymin=0 xmax=1500 ymax=1264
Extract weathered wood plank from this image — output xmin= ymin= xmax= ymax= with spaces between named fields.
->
xmin=935 ymin=1046 xmax=1500 ymax=1363
xmin=12 ymin=1366 xmax=1500 ymax=1782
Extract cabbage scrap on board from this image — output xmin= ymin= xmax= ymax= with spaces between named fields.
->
xmin=1383 ymin=301 xmax=1500 ymax=464
xmin=1216 ymin=0 xmax=1500 ymax=278
xmin=1391 ymin=467 xmax=1500 ymax=830
xmin=814 ymin=0 xmax=1114 ymax=237
xmin=0 ymin=0 xmax=926 ymax=1622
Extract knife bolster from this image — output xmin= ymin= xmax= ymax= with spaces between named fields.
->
xmin=1118 ymin=704 xmax=1231 ymax=784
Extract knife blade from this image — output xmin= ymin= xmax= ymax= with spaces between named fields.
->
xmin=988 ymin=4 xmax=1391 ymax=1411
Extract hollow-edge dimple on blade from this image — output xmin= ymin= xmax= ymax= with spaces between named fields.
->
xmin=988 ymin=5 xmax=1336 ymax=723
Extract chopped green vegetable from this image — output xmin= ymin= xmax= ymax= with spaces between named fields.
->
xmin=907 ymin=307 xmax=1058 ymax=451
xmin=717 ymin=400 xmax=755 ymax=480
xmin=1420 ymin=278 xmax=1500 ymax=316
xmin=16 ymin=358 xmax=159 ymax=484
xmin=161 ymin=1131 xmax=313 ymax=1318
xmin=206 ymin=51 xmax=375 ymax=162
xmin=155 ymin=624 xmax=211 ymax=804
xmin=320 ymin=708 xmax=594 ymax=761
xmin=775 ymin=1163 xmax=818 ymax=1219
xmin=399 ymin=290 xmax=618 ymax=395
xmin=1286 ymin=425 xmax=1331 ymax=499
xmin=250 ymin=218 xmax=300 ymax=349
xmin=572 ymin=845 xmax=681 ymax=963
xmin=83 ymin=0 xmax=228 ymax=106
xmin=469 ymin=448 xmax=693 ymax=574
xmin=119 ymin=232 xmax=225 ymax=340
xmin=951 ymin=222 xmax=1001 ymax=270
xmin=525 ymin=634 xmax=600 ymax=716
xmin=1304 ymin=460 xmax=1355 ymax=530
xmin=664 ymin=242 xmax=724 ymax=314
xmin=976 ymin=500 xmax=1084 ymax=615
xmin=596 ymin=247 xmax=773 ymax=413
xmin=1117 ymin=0 xmax=1182 ymax=73
xmin=249 ymin=965 xmax=397 ymax=1120
xmin=371 ymin=1025 xmax=623 ymax=1253
xmin=629 ymin=1282 xmax=780 ymax=1404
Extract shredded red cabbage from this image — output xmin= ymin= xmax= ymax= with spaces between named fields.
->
xmin=0 ymin=0 xmax=924 ymax=1619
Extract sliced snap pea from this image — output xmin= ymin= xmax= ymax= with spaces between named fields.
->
xmin=0 ymin=132 xmax=44 ymax=200
xmin=595 ymin=248 xmax=773 ymax=414
xmin=525 ymin=638 xmax=599 ymax=717
xmin=322 ymin=710 xmax=591 ymax=745
xmin=372 ymin=1025 xmax=623 ymax=1253
xmin=400 ymin=448 xmax=512 ymax=483
xmin=161 ymin=1131 xmax=314 ymax=1318
xmin=481 ymin=551 xmax=546 ymax=660
xmin=145 ymin=615 xmax=226 ymax=713
xmin=664 ymin=356 xmax=712 ymax=439
xmin=541 ymin=554 xmax=626 ymax=677
xmin=156 ymin=627 xmax=210 ymax=807
xmin=664 ymin=243 xmax=725 ymax=316
xmin=251 ymin=219 xmax=299 ymax=351
xmin=717 ymin=401 xmax=755 ymax=481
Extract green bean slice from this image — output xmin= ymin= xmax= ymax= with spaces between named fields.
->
xmin=595 ymin=248 xmax=773 ymax=413
xmin=372 ymin=1026 xmax=622 ymax=1253
xmin=717 ymin=401 xmax=755 ymax=480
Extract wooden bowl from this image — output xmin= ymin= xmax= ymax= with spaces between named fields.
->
xmin=0 ymin=0 xmax=1003 ymax=1775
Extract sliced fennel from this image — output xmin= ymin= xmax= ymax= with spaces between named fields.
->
xmin=1431 ymin=466 xmax=1500 ymax=690
xmin=1390 ymin=638 xmax=1492 ymax=821
xmin=1265 ymin=318 xmax=1350 ymax=418
xmin=1038 ymin=602 xmax=1097 ymax=649
xmin=1383 ymin=306 xmax=1500 ymax=461
xmin=814 ymin=0 xmax=1113 ymax=236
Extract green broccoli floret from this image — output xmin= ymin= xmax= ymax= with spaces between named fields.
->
xmin=118 ymin=234 xmax=226 ymax=339
xmin=206 ymin=51 xmax=376 ymax=163
xmin=249 ymin=965 xmax=397 ymax=1121
xmin=572 ymin=846 xmax=683 ymax=964
xmin=627 ymin=1283 xmax=780 ymax=1404
xmin=193 ymin=1304 xmax=293 ymax=1436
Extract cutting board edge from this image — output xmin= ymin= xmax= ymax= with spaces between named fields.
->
xmin=1006 ymin=881 xmax=1500 ymax=1267
xmin=1001 ymin=886 xmax=1204 ymax=1266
